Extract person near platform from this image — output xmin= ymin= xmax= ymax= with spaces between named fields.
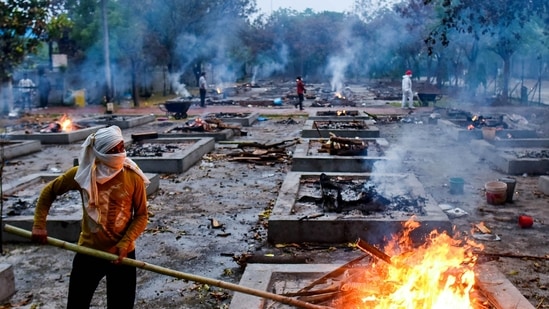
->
xmin=18 ymin=73 xmax=35 ymax=110
xmin=37 ymin=73 xmax=51 ymax=108
xmin=295 ymin=76 xmax=306 ymax=111
xmin=31 ymin=125 xmax=150 ymax=309
xmin=199 ymin=72 xmax=207 ymax=108
xmin=401 ymin=69 xmax=414 ymax=109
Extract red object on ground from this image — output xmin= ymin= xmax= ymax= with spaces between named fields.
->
xmin=518 ymin=215 xmax=534 ymax=228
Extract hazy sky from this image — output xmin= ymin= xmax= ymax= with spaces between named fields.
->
xmin=255 ymin=0 xmax=356 ymax=15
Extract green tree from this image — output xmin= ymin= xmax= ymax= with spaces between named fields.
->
xmin=0 ymin=0 xmax=49 ymax=81
xmin=424 ymin=0 xmax=549 ymax=102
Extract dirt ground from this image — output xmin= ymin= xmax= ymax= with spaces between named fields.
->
xmin=1 ymin=85 xmax=549 ymax=308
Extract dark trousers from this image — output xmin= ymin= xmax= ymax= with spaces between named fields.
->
xmin=199 ymin=88 xmax=206 ymax=107
xmin=67 ymin=250 xmax=136 ymax=309
xmin=39 ymin=93 xmax=49 ymax=108
xmin=297 ymin=93 xmax=304 ymax=110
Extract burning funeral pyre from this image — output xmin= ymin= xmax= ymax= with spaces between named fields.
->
xmin=283 ymin=218 xmax=490 ymax=309
xmin=297 ymin=174 xmax=426 ymax=215
xmin=316 ymin=133 xmax=378 ymax=156
xmin=167 ymin=117 xmax=241 ymax=134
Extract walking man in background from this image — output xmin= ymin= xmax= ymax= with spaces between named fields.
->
xmin=32 ymin=125 xmax=150 ymax=309
xmin=199 ymin=72 xmax=207 ymax=108
xmin=38 ymin=73 xmax=51 ymax=109
xmin=295 ymin=76 xmax=306 ymax=111
xmin=401 ymin=70 xmax=414 ymax=109
xmin=18 ymin=73 xmax=35 ymax=110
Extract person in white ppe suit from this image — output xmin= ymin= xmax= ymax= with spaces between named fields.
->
xmin=402 ymin=70 xmax=414 ymax=109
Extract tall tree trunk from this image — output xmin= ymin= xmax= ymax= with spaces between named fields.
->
xmin=101 ymin=0 xmax=113 ymax=102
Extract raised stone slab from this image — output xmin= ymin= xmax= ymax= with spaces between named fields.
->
xmin=203 ymin=112 xmax=260 ymax=126
xmin=158 ymin=124 xmax=235 ymax=142
xmin=268 ymin=172 xmax=450 ymax=244
xmin=1 ymin=172 xmax=160 ymax=243
xmin=6 ymin=125 xmax=105 ymax=144
xmin=291 ymin=138 xmax=389 ymax=172
xmin=128 ymin=137 xmax=215 ymax=174
xmin=438 ymin=119 xmax=537 ymax=141
xmin=230 ymin=262 xmax=534 ymax=309
xmin=76 ymin=114 xmax=156 ymax=129
xmin=301 ymin=120 xmax=380 ymax=138
xmin=471 ymin=139 xmax=549 ymax=175
xmin=0 ymin=140 xmax=41 ymax=159
xmin=0 ymin=264 xmax=15 ymax=303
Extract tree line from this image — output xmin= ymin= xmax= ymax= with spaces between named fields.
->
xmin=2 ymin=0 xmax=549 ymax=107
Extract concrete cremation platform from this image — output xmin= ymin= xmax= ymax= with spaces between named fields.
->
xmin=291 ymin=137 xmax=389 ymax=172
xmin=76 ymin=114 xmax=156 ymax=129
xmin=301 ymin=120 xmax=380 ymax=138
xmin=470 ymin=139 xmax=549 ymax=175
xmin=128 ymin=137 xmax=215 ymax=173
xmin=1 ymin=172 xmax=159 ymax=243
xmin=268 ymin=172 xmax=450 ymax=245
xmin=158 ymin=124 xmax=236 ymax=141
xmin=438 ymin=119 xmax=538 ymax=142
xmin=6 ymin=125 xmax=105 ymax=144
xmin=0 ymin=140 xmax=41 ymax=160
xmin=203 ymin=112 xmax=260 ymax=126
xmin=230 ymin=262 xmax=534 ymax=309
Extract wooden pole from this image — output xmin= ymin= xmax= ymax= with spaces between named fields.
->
xmin=4 ymin=224 xmax=333 ymax=309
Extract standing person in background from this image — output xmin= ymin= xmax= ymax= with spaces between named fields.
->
xmin=38 ymin=73 xmax=51 ymax=109
xmin=401 ymin=70 xmax=414 ymax=109
xmin=18 ymin=73 xmax=35 ymax=110
xmin=199 ymin=72 xmax=207 ymax=108
xmin=295 ymin=76 xmax=306 ymax=111
xmin=31 ymin=125 xmax=150 ymax=309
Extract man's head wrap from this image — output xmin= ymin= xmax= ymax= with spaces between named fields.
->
xmin=74 ymin=126 xmax=149 ymax=226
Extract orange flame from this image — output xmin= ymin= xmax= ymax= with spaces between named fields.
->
xmin=467 ymin=124 xmax=475 ymax=130
xmin=344 ymin=218 xmax=483 ymax=308
xmin=59 ymin=115 xmax=73 ymax=132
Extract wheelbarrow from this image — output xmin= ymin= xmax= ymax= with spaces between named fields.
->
xmin=417 ymin=93 xmax=443 ymax=106
xmin=158 ymin=99 xmax=192 ymax=119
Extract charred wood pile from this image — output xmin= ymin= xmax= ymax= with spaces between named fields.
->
xmin=297 ymin=174 xmax=427 ymax=215
xmin=126 ymin=142 xmax=192 ymax=157
xmin=218 ymin=139 xmax=299 ymax=165
xmin=167 ymin=117 xmax=241 ymax=134
xmin=314 ymin=120 xmax=369 ymax=130
xmin=318 ymin=133 xmax=368 ymax=156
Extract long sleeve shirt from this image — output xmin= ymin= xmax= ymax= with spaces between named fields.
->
xmin=33 ymin=166 xmax=148 ymax=254
xmin=296 ymin=80 xmax=306 ymax=95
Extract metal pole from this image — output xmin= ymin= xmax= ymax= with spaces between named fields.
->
xmin=3 ymin=224 xmax=332 ymax=309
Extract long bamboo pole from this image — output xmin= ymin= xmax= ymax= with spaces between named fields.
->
xmin=4 ymin=224 xmax=333 ymax=309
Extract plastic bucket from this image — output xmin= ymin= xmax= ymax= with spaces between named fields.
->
xmin=498 ymin=177 xmax=516 ymax=203
xmin=449 ymin=177 xmax=464 ymax=194
xmin=482 ymin=127 xmax=496 ymax=141
xmin=485 ymin=181 xmax=507 ymax=205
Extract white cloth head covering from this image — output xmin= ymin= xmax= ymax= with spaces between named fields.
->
xmin=74 ymin=125 xmax=149 ymax=227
